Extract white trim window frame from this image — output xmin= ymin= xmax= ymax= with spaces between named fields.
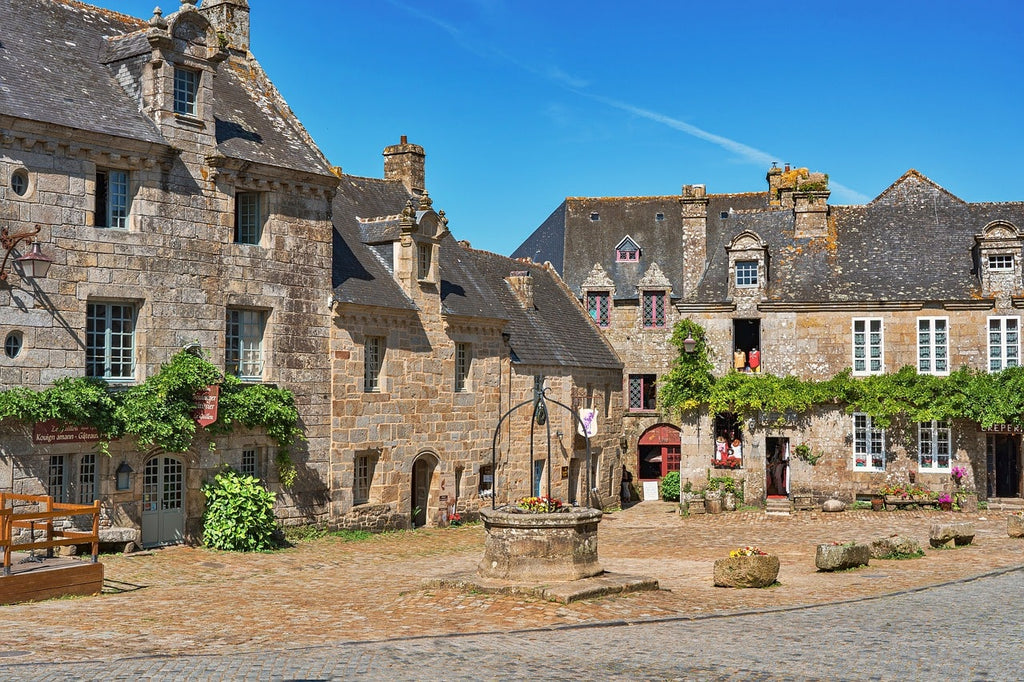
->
xmin=235 ymin=191 xmax=263 ymax=245
xmin=226 ymin=309 xmax=265 ymax=381
xmin=988 ymin=316 xmax=1020 ymax=372
xmin=918 ymin=420 xmax=951 ymax=472
xmin=735 ymin=260 xmax=758 ymax=287
xmin=173 ymin=67 xmax=200 ymax=116
xmin=95 ymin=168 xmax=130 ymax=229
xmin=852 ymin=318 xmax=884 ymax=375
xmin=86 ymin=302 xmax=136 ymax=381
xmin=454 ymin=342 xmax=471 ymax=393
xmin=988 ymin=254 xmax=1014 ymax=271
xmin=917 ymin=317 xmax=949 ymax=375
xmin=364 ymin=336 xmax=385 ymax=393
xmin=76 ymin=453 xmax=97 ymax=505
xmin=853 ymin=413 xmax=885 ymax=471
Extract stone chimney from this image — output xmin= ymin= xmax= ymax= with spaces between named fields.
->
xmin=200 ymin=0 xmax=250 ymax=53
xmin=680 ymin=184 xmax=709 ymax=297
xmin=766 ymin=164 xmax=783 ymax=206
xmin=383 ymin=136 xmax=426 ymax=194
xmin=793 ymin=172 xmax=830 ymax=238
xmin=506 ymin=270 xmax=534 ymax=309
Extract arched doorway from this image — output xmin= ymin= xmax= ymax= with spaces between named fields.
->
xmin=141 ymin=454 xmax=185 ymax=547
xmin=638 ymin=424 xmax=681 ymax=480
xmin=411 ymin=453 xmax=438 ymax=527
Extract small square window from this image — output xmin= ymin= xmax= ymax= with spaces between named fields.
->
xmin=721 ymin=211 xmax=729 ymax=219
xmin=988 ymin=254 xmax=1014 ymax=271
xmin=240 ymin=448 xmax=260 ymax=479
xmin=735 ymin=261 xmax=758 ymax=287
xmin=655 ymin=213 xmax=665 ymax=221
xmin=174 ymin=67 xmax=199 ymax=116
xmin=590 ymin=212 xmax=600 ymax=221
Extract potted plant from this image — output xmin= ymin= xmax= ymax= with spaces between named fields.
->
xmin=937 ymin=493 xmax=953 ymax=512
xmin=704 ymin=479 xmax=723 ymax=514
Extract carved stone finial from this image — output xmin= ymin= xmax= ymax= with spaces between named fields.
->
xmin=149 ymin=7 xmax=166 ymax=28
xmin=401 ymin=199 xmax=416 ymax=223
xmin=181 ymin=0 xmax=197 ymax=8
xmin=418 ymin=190 xmax=432 ymax=210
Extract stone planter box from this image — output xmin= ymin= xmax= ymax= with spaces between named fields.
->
xmin=1008 ymin=515 xmax=1024 ymax=538
xmin=815 ymin=543 xmax=870 ymax=571
xmin=958 ymin=493 xmax=978 ymax=513
xmin=723 ymin=493 xmax=737 ymax=512
xmin=792 ymin=494 xmax=815 ymax=511
xmin=713 ymin=554 xmax=780 ymax=588
xmin=478 ymin=507 xmax=603 ymax=582
xmin=687 ymin=498 xmax=706 ymax=515
xmin=705 ymin=497 xmax=723 ymax=514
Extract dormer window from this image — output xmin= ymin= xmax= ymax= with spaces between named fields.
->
xmin=417 ymin=242 xmax=433 ymax=280
xmin=735 ymin=260 xmax=758 ymax=287
xmin=173 ymin=67 xmax=200 ymax=116
xmin=615 ymin=236 xmax=640 ymax=262
xmin=988 ymin=254 xmax=1014 ymax=271
xmin=655 ymin=213 xmax=665 ymax=222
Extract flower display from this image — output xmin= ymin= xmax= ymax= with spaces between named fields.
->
xmin=517 ymin=496 xmax=563 ymax=513
xmin=951 ymin=465 xmax=967 ymax=484
xmin=729 ymin=546 xmax=768 ymax=557
xmin=937 ymin=493 xmax=953 ymax=504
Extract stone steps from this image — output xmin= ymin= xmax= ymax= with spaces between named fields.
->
xmin=987 ymin=497 xmax=1024 ymax=511
xmin=765 ymin=497 xmax=792 ymax=516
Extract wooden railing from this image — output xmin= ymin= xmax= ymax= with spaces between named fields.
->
xmin=0 ymin=493 xmax=100 ymax=576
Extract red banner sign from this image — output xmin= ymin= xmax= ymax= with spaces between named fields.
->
xmin=33 ymin=420 xmax=101 ymax=445
xmin=192 ymin=385 xmax=220 ymax=427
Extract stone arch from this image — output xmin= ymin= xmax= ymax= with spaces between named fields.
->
xmin=637 ymin=423 xmax=681 ymax=480
xmin=728 ymin=230 xmax=766 ymax=251
xmin=410 ymin=450 xmax=441 ymax=528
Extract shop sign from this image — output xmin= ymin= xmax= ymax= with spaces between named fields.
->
xmin=577 ymin=408 xmax=598 ymax=437
xmin=33 ymin=420 xmax=101 ymax=444
xmin=192 ymin=385 xmax=220 ymax=427
xmin=985 ymin=423 xmax=1024 ymax=434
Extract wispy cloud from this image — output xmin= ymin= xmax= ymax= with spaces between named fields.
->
xmin=384 ymin=1 xmax=870 ymax=202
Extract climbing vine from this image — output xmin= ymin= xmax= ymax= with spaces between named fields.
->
xmin=0 ymin=351 xmax=302 ymax=484
xmin=660 ymin=320 xmax=1024 ymax=428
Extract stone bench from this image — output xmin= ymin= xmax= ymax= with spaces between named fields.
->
xmin=65 ymin=527 xmax=141 ymax=555
xmin=929 ymin=522 xmax=975 ymax=548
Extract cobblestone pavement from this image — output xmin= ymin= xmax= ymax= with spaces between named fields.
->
xmin=0 ymin=503 xmax=1021 ymax=679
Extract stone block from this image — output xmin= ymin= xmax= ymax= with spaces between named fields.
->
xmin=930 ymin=522 xmax=975 ymax=548
xmin=822 ymin=499 xmax=846 ymax=513
xmin=1008 ymin=515 xmax=1024 ymax=538
xmin=713 ymin=554 xmax=780 ymax=588
xmin=815 ymin=543 xmax=870 ymax=571
xmin=869 ymin=534 xmax=922 ymax=558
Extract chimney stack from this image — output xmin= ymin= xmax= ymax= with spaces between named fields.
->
xmin=200 ymin=0 xmax=250 ymax=53
xmin=506 ymin=270 xmax=534 ymax=310
xmin=383 ymin=136 xmax=426 ymax=194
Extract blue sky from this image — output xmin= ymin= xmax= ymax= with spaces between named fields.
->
xmin=103 ymin=1 xmax=1024 ymax=256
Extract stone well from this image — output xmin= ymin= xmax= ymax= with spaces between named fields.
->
xmin=478 ymin=506 xmax=603 ymax=582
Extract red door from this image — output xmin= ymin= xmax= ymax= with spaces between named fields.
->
xmin=638 ymin=424 xmax=681 ymax=479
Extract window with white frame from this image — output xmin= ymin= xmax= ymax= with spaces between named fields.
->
xmin=642 ymin=291 xmax=666 ymax=328
xmin=76 ymin=453 xmax=97 ymax=504
xmin=226 ymin=309 xmax=266 ymax=380
xmin=918 ymin=421 xmax=951 ymax=472
xmin=586 ymin=291 xmax=610 ymax=327
xmin=354 ymin=452 xmax=376 ymax=505
xmin=853 ymin=413 xmax=885 ymax=470
xmin=364 ymin=336 xmax=385 ymax=392
xmin=86 ymin=302 xmax=136 ymax=381
xmin=48 ymin=455 xmax=67 ymax=502
xmin=988 ymin=316 xmax=1020 ymax=372
xmin=735 ymin=260 xmax=758 ymax=287
xmin=95 ymin=169 xmax=129 ymax=228
xmin=988 ymin=254 xmax=1014 ymax=271
xmin=173 ymin=67 xmax=199 ymax=116
xmin=455 ymin=342 xmax=471 ymax=392
xmin=852 ymin=318 xmax=883 ymax=375
xmin=417 ymin=242 xmax=432 ymax=280
xmin=917 ymin=317 xmax=949 ymax=375
xmin=235 ymin=191 xmax=264 ymax=244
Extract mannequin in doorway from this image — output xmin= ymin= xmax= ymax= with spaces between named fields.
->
xmin=771 ymin=443 xmax=787 ymax=494
xmin=620 ymin=466 xmax=634 ymax=504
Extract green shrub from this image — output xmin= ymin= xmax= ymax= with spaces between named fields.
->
xmin=660 ymin=471 xmax=680 ymax=501
xmin=202 ymin=468 xmax=278 ymax=551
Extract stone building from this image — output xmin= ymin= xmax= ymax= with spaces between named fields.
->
xmin=0 ymin=0 xmax=337 ymax=544
xmin=515 ymin=166 xmax=1024 ymax=507
xmin=1 ymin=0 xmax=625 ymax=543
xmin=329 ymin=138 xmax=624 ymax=530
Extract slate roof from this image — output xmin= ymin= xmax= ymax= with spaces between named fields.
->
xmin=2 ymin=0 xmax=331 ymax=177
xmin=333 ymin=175 xmax=620 ymax=369
xmin=515 ymin=171 xmax=1024 ymax=304
xmin=0 ymin=0 xmax=162 ymax=144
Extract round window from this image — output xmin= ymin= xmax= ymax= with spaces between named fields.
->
xmin=4 ymin=331 xmax=23 ymax=359
xmin=10 ymin=169 xmax=28 ymax=197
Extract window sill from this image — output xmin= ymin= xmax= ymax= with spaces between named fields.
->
xmin=627 ymin=409 xmax=660 ymax=416
xmin=174 ymin=113 xmax=206 ymax=129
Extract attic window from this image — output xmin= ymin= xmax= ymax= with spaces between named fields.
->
xmin=655 ymin=213 xmax=664 ymax=222
xmin=615 ymin=236 xmax=640 ymax=262
xmin=590 ymin=212 xmax=600 ymax=221
xmin=174 ymin=67 xmax=200 ymax=116
xmin=720 ymin=211 xmax=729 ymax=219
xmin=988 ymin=254 xmax=1014 ymax=271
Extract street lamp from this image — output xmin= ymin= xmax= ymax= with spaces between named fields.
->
xmin=1 ymin=224 xmax=53 ymax=282
xmin=682 ymin=334 xmax=697 ymax=353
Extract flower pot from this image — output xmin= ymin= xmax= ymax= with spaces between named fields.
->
xmin=705 ymin=497 xmax=723 ymax=514
xmin=723 ymin=492 xmax=737 ymax=512
xmin=870 ymin=497 xmax=884 ymax=511
xmin=713 ymin=554 xmax=779 ymax=588
xmin=939 ymin=502 xmax=952 ymax=512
